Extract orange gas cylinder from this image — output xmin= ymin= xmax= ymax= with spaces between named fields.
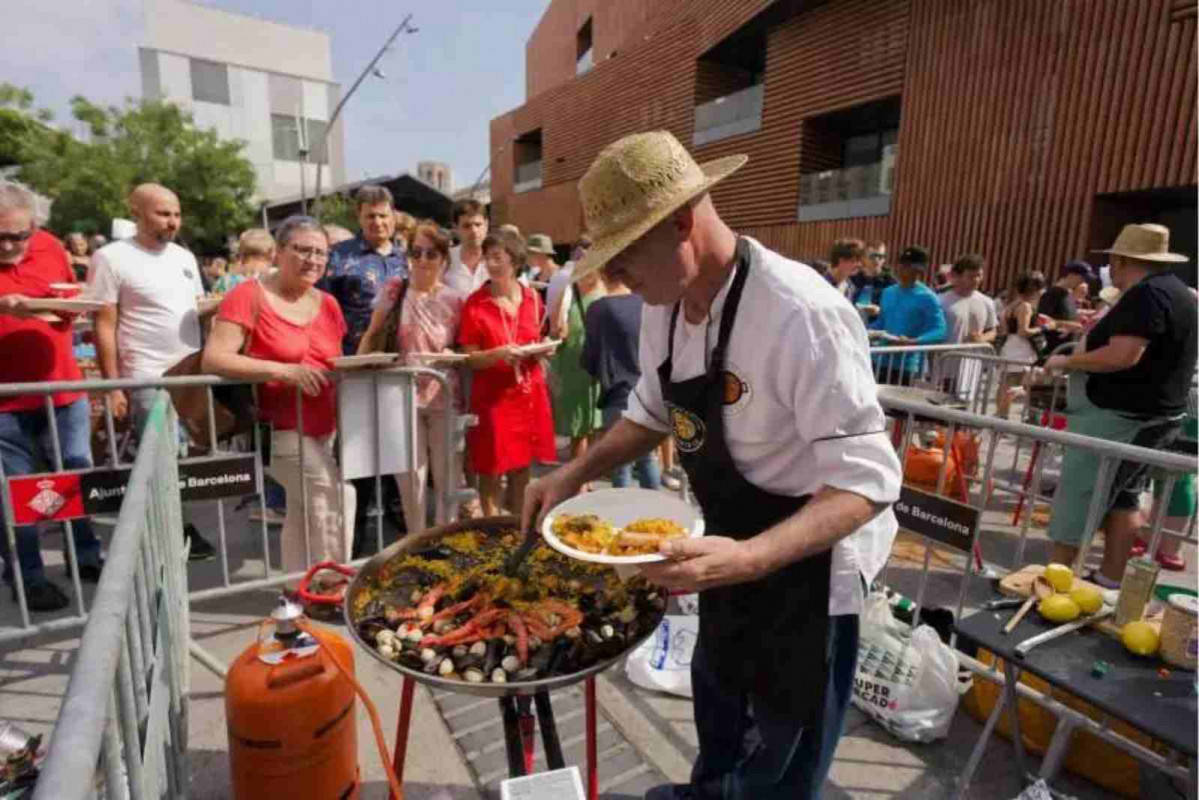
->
xmin=225 ymin=598 xmax=359 ymax=800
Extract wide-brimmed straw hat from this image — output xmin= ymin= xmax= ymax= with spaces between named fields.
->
xmin=1094 ymin=223 xmax=1187 ymax=263
xmin=526 ymin=234 xmax=555 ymax=255
xmin=572 ymin=131 xmax=747 ymax=282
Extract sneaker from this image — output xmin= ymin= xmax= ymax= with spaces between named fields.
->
xmin=184 ymin=525 xmax=217 ymax=562
xmin=1129 ymin=538 xmax=1187 ymax=571
xmin=78 ymin=559 xmax=105 ymax=583
xmin=249 ymin=507 xmax=286 ymax=526
xmin=12 ymin=580 xmax=70 ymax=612
xmin=661 ymin=474 xmax=682 ymax=491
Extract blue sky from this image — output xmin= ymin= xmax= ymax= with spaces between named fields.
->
xmin=7 ymin=0 xmax=550 ymax=190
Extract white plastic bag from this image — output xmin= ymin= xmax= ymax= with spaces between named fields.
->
xmin=851 ymin=592 xmax=971 ymax=743
xmin=624 ymin=615 xmax=698 ymax=698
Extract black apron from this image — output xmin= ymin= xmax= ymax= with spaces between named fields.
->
xmin=660 ymin=238 xmax=832 ymax=725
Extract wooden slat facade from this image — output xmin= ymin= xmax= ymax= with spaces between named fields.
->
xmin=493 ymin=0 xmax=1196 ymax=292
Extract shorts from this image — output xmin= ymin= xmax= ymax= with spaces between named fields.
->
xmin=1047 ymin=373 xmax=1181 ymax=546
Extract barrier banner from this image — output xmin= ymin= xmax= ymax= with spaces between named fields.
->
xmin=7 ymin=455 xmax=259 ymax=525
xmin=894 ymin=485 xmax=980 ymax=552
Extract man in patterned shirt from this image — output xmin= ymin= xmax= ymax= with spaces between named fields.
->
xmin=320 ymin=185 xmax=407 ymax=354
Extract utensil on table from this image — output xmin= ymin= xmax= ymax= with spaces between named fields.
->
xmin=1014 ymin=608 xmax=1114 ymax=657
xmin=984 ymin=597 xmax=1026 ymax=610
xmin=1003 ymin=575 xmax=1054 ymax=635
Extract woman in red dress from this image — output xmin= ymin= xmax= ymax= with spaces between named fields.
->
xmin=458 ymin=230 xmax=556 ymax=516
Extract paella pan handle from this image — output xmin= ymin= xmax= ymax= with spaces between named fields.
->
xmin=297 ymin=560 xmax=357 ymax=606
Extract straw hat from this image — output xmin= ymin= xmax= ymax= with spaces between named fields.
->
xmin=1094 ymin=223 xmax=1187 ymax=263
xmin=572 ymin=131 xmax=747 ymax=281
xmin=526 ymin=234 xmax=555 ymax=255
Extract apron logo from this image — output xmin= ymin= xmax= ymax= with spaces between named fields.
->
xmin=722 ymin=368 xmax=752 ymax=416
xmin=668 ymin=405 xmax=706 ymax=453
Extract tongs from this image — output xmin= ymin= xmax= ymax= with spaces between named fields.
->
xmin=503 ymin=520 xmax=539 ymax=577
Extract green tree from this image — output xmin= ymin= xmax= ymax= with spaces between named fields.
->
xmin=315 ymin=191 xmax=360 ymax=233
xmin=4 ymin=85 xmax=258 ymax=253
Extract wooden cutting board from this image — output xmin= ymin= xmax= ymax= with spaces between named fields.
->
xmin=998 ymin=564 xmax=1163 ymax=638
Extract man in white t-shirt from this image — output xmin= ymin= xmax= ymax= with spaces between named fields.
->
xmin=937 ymin=253 xmax=997 ymax=398
xmin=90 ymin=183 xmax=216 ymax=560
xmin=442 ymin=199 xmax=490 ymax=296
xmin=524 ymin=132 xmax=901 ymax=800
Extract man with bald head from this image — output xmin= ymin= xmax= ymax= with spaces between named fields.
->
xmin=90 ymin=183 xmax=216 ymax=559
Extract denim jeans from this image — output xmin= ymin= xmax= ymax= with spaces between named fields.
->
xmin=0 ymin=398 xmax=103 ymax=587
xmin=601 ymin=406 xmax=662 ymax=490
xmin=689 ymin=613 xmax=859 ymax=799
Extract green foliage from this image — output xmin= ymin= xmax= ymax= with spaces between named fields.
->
xmin=315 ymin=192 xmax=360 ymax=233
xmin=1 ymin=84 xmax=258 ymax=253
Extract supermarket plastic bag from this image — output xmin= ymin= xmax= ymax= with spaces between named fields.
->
xmin=625 ymin=615 xmax=697 ymax=698
xmin=851 ymin=592 xmax=971 ymax=743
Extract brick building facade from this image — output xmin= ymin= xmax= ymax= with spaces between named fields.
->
xmin=490 ymin=0 xmax=1197 ymax=291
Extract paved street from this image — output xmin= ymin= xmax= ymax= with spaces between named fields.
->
xmin=1 ymin=433 xmax=1193 ymax=798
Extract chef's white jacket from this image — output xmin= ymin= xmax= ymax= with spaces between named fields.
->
xmin=626 ymin=237 xmax=902 ymax=616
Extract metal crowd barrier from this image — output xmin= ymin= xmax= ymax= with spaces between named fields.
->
xmin=0 ymin=367 xmax=464 ymax=656
xmin=876 ymin=393 xmax=1196 ymax=792
xmin=869 ymin=342 xmax=996 ymax=391
xmin=32 ymin=393 xmax=188 ymax=800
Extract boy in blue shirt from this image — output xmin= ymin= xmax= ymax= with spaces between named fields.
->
xmin=870 ymin=245 xmax=947 ymax=384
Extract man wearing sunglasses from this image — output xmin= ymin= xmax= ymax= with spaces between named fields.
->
xmin=0 ymin=181 xmax=104 ymax=611
xmin=849 ymin=240 xmax=895 ymax=320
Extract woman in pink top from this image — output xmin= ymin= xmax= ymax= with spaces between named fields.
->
xmin=359 ymin=222 xmax=463 ymax=532
xmin=203 ymin=216 xmax=355 ymax=583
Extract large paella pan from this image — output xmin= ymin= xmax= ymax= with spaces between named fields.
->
xmin=344 ymin=517 xmax=668 ymax=697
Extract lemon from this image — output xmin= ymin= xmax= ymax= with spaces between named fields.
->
xmin=1068 ymin=586 xmax=1103 ymax=615
xmin=1044 ymin=563 xmax=1074 ymax=593
xmin=1121 ymin=621 xmax=1160 ymax=657
xmin=1039 ymin=595 xmax=1081 ymax=623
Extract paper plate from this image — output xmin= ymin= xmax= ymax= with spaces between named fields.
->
xmin=24 ymin=298 xmax=106 ymax=313
xmin=516 ymin=339 xmax=561 ymax=358
xmin=541 ymin=488 xmax=704 ymax=565
xmin=409 ymin=352 xmax=470 ymax=365
xmin=332 ymin=353 xmax=399 ymax=370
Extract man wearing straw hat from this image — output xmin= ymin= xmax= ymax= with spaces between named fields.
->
xmin=1044 ymin=223 xmax=1196 ymax=587
xmin=523 ymin=132 xmax=902 ymax=799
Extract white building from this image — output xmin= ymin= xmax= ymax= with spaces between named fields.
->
xmin=138 ymin=0 xmax=346 ymax=203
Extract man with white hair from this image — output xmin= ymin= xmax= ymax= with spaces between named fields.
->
xmin=90 ymin=183 xmax=216 ymax=560
xmin=0 ymin=180 xmax=104 ymax=611
xmin=524 ymin=132 xmax=902 ymax=799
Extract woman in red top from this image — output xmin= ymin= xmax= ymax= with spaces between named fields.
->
xmin=459 ymin=231 xmax=556 ymax=516
xmin=203 ymin=216 xmax=354 ymax=581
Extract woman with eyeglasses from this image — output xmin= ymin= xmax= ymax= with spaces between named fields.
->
xmin=358 ymin=222 xmax=464 ymax=533
xmin=203 ymin=215 xmax=355 ymax=587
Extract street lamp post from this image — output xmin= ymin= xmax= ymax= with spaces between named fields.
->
xmin=311 ymin=13 xmax=418 ymax=220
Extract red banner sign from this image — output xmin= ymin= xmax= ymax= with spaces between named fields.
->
xmin=8 ymin=473 xmax=86 ymax=526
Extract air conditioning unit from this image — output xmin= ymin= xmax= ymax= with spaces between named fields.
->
xmin=878 ymin=144 xmax=898 ymax=195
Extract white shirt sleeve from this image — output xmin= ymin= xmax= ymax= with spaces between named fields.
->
xmin=623 ymin=308 xmax=671 ymax=433
xmin=186 ymin=251 xmax=204 ymax=297
xmin=984 ymin=295 xmax=999 ymax=330
xmin=88 ymin=250 xmax=120 ymax=305
xmin=780 ymin=301 xmax=901 ymax=505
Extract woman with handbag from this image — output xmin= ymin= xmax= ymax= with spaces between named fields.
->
xmin=357 ymin=222 xmax=464 ymax=533
xmin=202 ymin=215 xmax=355 ymax=583
xmin=996 ymin=272 xmax=1055 ymax=418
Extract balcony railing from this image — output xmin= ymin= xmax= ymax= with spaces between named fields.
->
xmin=693 ymin=83 xmax=764 ymax=147
xmin=797 ymin=157 xmax=895 ymax=222
xmin=514 ymin=160 xmax=542 ymax=193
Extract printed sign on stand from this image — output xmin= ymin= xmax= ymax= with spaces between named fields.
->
xmin=893 ymin=485 xmax=980 ymax=553
xmin=337 ymin=371 xmax=415 ymax=481
xmin=7 ymin=455 xmax=259 ymax=525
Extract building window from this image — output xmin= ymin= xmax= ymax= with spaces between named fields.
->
xmin=797 ymin=96 xmax=901 ymax=222
xmin=271 ymin=115 xmax=328 ymax=162
xmin=577 ymin=18 xmax=593 ymax=75
xmin=514 ymin=129 xmax=543 ymax=193
xmin=190 ymin=59 xmax=230 ymax=105
xmin=692 ymin=30 xmax=766 ymax=147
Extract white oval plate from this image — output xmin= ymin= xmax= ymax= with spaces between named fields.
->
xmin=541 ymin=488 xmax=703 ymax=565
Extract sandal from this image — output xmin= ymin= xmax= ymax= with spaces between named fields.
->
xmin=1129 ymin=537 xmax=1187 ymax=570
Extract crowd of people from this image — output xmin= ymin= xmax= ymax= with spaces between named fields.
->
xmin=0 ymin=171 xmax=1193 ymax=625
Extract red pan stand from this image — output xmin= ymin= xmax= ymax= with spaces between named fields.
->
xmin=389 ymin=675 xmax=600 ymax=800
